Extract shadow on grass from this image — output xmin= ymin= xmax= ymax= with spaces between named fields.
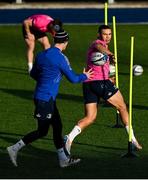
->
xmin=0 ymin=132 xmax=148 ymax=178
xmin=0 ymin=87 xmax=84 ymax=103
xmin=1 ymin=145 xmax=148 ymax=178
xmin=0 ymin=146 xmax=59 ymax=179
xmin=0 ymin=131 xmax=53 ymax=144
xmin=0 ymin=132 xmax=61 ymax=178
xmin=0 ymin=88 xmax=148 ymax=110
xmin=0 ymin=131 xmax=124 ymax=152
xmin=76 ymin=141 xmax=126 ymax=151
xmin=0 ymin=66 xmax=27 ymax=75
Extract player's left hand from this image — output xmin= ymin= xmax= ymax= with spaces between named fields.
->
xmin=83 ymin=68 xmax=94 ymax=80
xmin=109 ymin=54 xmax=116 ymax=65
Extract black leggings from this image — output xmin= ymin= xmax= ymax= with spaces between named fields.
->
xmin=22 ymin=103 xmax=64 ymax=149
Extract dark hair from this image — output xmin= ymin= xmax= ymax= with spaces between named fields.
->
xmin=47 ymin=19 xmax=63 ymax=34
xmin=54 ymin=30 xmax=69 ymax=43
xmin=52 ymin=19 xmax=63 ymax=32
xmin=98 ymin=25 xmax=111 ymax=34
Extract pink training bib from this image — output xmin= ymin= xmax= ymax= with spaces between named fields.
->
xmin=28 ymin=14 xmax=54 ymax=33
xmin=85 ymin=39 xmax=110 ymax=82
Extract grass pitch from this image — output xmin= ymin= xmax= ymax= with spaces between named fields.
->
xmin=0 ymin=24 xmax=148 ymax=178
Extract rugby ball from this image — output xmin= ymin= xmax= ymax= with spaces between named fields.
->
xmin=91 ymin=52 xmax=108 ymax=66
xmin=133 ymin=65 xmax=143 ymax=76
xmin=109 ymin=64 xmax=115 ymax=77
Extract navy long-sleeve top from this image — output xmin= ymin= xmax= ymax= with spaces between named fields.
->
xmin=30 ymin=47 xmax=87 ymax=102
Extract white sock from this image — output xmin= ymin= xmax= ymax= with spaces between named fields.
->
xmin=57 ymin=148 xmax=69 ymax=161
xmin=12 ymin=139 xmax=25 ymax=152
xmin=125 ymin=125 xmax=137 ymax=142
xmin=68 ymin=125 xmax=81 ymax=142
xmin=28 ymin=62 xmax=33 ymax=73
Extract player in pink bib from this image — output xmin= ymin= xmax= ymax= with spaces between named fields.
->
xmin=64 ymin=25 xmax=142 ymax=155
xmin=86 ymin=39 xmax=110 ymax=81
xmin=22 ymin=14 xmax=62 ymax=72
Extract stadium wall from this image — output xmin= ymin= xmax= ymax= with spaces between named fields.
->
xmin=0 ymin=8 xmax=148 ymax=24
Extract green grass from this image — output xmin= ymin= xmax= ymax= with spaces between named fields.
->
xmin=0 ymin=24 xmax=148 ymax=178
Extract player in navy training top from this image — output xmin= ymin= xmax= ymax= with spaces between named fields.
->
xmin=7 ymin=30 xmax=93 ymax=168
xmin=30 ymin=41 xmax=88 ymax=101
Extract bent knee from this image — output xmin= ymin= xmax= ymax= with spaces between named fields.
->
xmin=86 ymin=114 xmax=97 ymax=124
xmin=117 ymin=103 xmax=127 ymax=112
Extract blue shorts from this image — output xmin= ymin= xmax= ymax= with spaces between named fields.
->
xmin=83 ymin=80 xmax=118 ymax=104
xmin=34 ymin=98 xmax=54 ymax=121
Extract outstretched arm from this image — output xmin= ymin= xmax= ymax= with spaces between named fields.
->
xmin=96 ymin=43 xmax=115 ymax=65
xmin=60 ymin=57 xmax=93 ymax=83
xmin=96 ymin=43 xmax=113 ymax=56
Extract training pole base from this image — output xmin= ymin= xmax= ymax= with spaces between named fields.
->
xmin=112 ymin=112 xmax=124 ymax=128
xmin=122 ymin=142 xmax=138 ymax=158
xmin=122 ymin=152 xmax=138 ymax=158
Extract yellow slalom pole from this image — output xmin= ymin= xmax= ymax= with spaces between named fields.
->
xmin=113 ymin=16 xmax=119 ymax=88
xmin=129 ymin=36 xmax=134 ymax=142
xmin=112 ymin=16 xmax=123 ymax=128
xmin=104 ymin=2 xmax=108 ymax=25
xmin=122 ymin=36 xmax=137 ymax=157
